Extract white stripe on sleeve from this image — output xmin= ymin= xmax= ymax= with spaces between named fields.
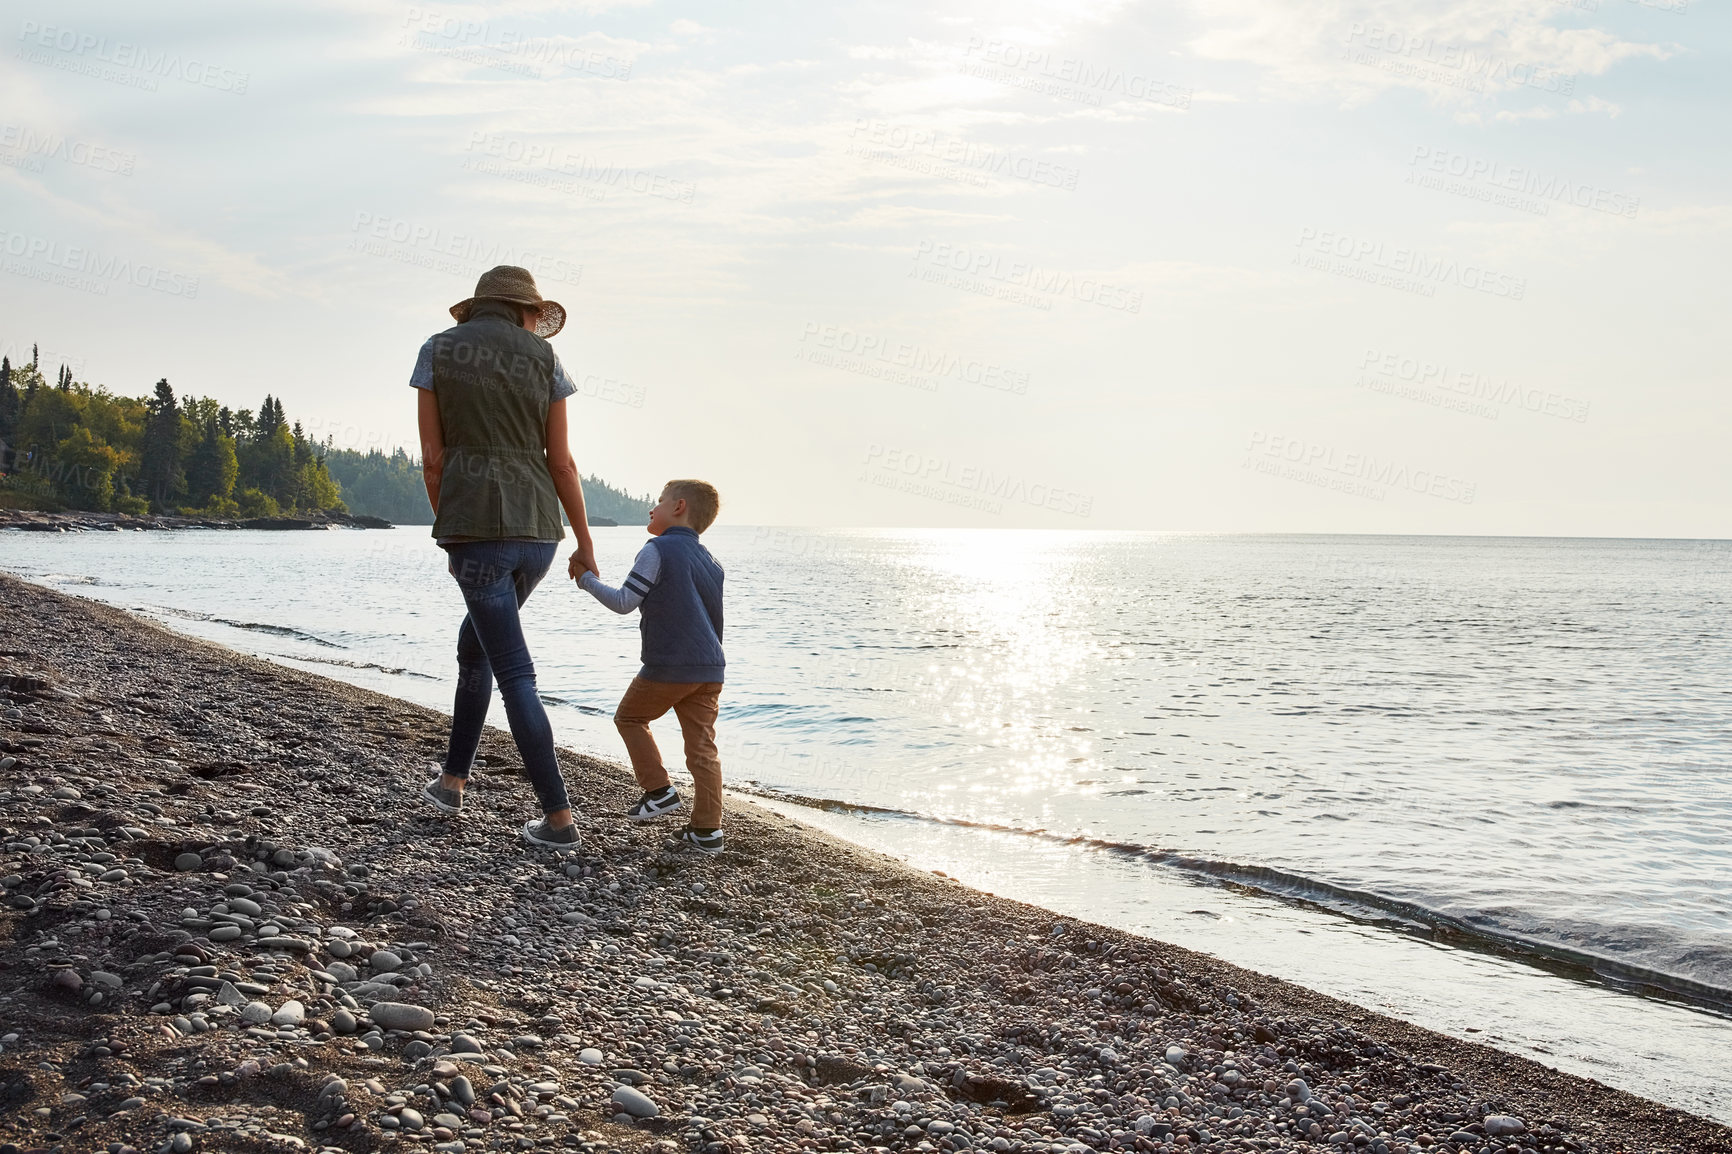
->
xmin=578 ymin=540 xmax=660 ymax=614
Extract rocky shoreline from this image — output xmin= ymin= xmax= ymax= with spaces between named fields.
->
xmin=0 ymin=510 xmax=395 ymax=533
xmin=0 ymin=573 xmax=1726 ymax=1154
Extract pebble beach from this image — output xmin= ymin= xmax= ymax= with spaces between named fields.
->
xmin=0 ymin=572 xmax=1726 ymax=1154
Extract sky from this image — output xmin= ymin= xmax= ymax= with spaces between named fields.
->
xmin=0 ymin=0 xmax=1726 ymax=533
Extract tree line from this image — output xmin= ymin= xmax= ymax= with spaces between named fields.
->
xmin=0 ymin=349 xmax=342 ymax=517
xmin=0 ymin=346 xmax=653 ymax=524
xmin=319 ymin=447 xmax=653 ymax=526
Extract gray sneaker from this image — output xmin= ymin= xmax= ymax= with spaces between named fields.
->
xmin=522 ymin=818 xmax=581 ymax=849
xmin=627 ymin=786 xmax=683 ymax=823
xmin=423 ymin=778 xmax=463 ymax=814
xmin=677 ymin=826 xmax=724 ymax=856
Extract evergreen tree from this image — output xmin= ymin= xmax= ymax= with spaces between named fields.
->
xmin=139 ymin=378 xmax=185 ymax=510
xmin=218 ymin=406 xmax=233 ymax=438
xmin=31 ymin=343 xmax=38 ymax=370
xmin=0 ymin=356 xmax=18 ymax=451
xmin=185 ymin=416 xmax=238 ymax=508
xmin=238 ymin=403 xmax=295 ymax=502
xmin=257 ymin=394 xmax=283 ymax=438
xmin=287 ymin=421 xmax=312 ymax=509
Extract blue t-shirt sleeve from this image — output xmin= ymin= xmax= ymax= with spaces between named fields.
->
xmin=408 ymin=337 xmax=436 ymax=391
xmin=551 ymin=354 xmax=577 ymax=401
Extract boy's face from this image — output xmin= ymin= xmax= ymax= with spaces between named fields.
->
xmin=647 ymin=488 xmax=685 ymax=535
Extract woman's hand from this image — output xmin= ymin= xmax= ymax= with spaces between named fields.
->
xmin=568 ymin=544 xmax=599 ymax=581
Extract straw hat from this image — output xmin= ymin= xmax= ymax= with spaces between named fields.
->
xmin=449 ymin=265 xmax=566 ymax=338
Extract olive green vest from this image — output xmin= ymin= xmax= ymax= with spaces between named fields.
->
xmin=427 ymin=301 xmax=565 ymax=542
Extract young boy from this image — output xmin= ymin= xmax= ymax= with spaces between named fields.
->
xmin=574 ymin=479 xmax=727 ymax=854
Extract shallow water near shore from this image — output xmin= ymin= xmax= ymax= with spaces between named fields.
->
xmin=5 ymin=525 xmax=1731 ymax=1121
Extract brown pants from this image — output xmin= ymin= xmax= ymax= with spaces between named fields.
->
xmin=614 ymin=677 xmax=724 ymax=829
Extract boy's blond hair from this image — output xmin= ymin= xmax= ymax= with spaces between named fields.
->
xmin=664 ymin=479 xmax=720 ymax=532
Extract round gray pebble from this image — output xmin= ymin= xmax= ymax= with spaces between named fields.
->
xmin=611 ymin=1084 xmax=659 ymax=1119
xmin=369 ymin=1001 xmax=435 ymax=1032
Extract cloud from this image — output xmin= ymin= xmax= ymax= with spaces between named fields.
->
xmin=0 ymin=165 xmax=301 ymax=299
xmin=1186 ymin=0 xmax=1672 ymax=114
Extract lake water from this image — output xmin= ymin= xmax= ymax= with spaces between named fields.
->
xmin=5 ymin=526 xmax=1730 ymax=1121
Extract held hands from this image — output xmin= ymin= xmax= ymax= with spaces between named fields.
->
xmin=568 ymin=544 xmax=600 ymax=583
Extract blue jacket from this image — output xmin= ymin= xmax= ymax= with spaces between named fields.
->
xmin=636 ymin=527 xmax=725 ymax=683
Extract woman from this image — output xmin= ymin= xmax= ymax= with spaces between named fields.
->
xmin=411 ymin=265 xmax=597 ymax=849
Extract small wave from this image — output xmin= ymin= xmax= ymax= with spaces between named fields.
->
xmin=268 ymin=652 xmax=438 ymax=681
xmin=148 ymin=606 xmax=346 ymax=649
xmin=536 ymin=694 xmax=611 ymax=717
xmin=736 ymin=783 xmax=1732 ymax=1016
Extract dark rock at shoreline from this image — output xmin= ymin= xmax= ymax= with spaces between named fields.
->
xmin=0 ymin=508 xmax=393 ymax=532
xmin=0 ymin=571 xmax=1726 ymax=1154
xmin=240 ymin=516 xmax=321 ymax=530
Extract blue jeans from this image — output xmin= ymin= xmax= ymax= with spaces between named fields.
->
xmin=442 ymin=540 xmax=571 ymax=815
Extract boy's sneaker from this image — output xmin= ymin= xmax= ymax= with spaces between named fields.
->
xmin=627 ymin=786 xmax=683 ymax=823
xmin=423 ymin=777 xmax=463 ymax=814
xmin=522 ymin=818 xmax=581 ymax=849
xmin=677 ymin=826 xmax=724 ymax=856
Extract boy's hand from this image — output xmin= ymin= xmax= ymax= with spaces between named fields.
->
xmin=569 ymin=545 xmax=600 ymax=581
